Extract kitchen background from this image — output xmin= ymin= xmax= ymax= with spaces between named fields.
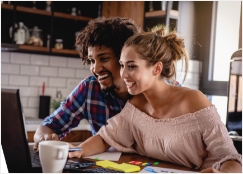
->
xmin=1 ymin=1 xmax=241 ymax=133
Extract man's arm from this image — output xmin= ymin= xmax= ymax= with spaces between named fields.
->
xmin=33 ymin=125 xmax=59 ymax=151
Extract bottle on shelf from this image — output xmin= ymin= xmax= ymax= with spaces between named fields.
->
xmin=55 ymin=39 xmax=63 ymax=49
xmin=46 ymin=35 xmax=50 ymax=47
xmin=16 ymin=22 xmax=25 ymax=45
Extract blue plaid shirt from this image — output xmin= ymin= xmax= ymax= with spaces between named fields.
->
xmin=42 ymin=76 xmax=127 ymax=139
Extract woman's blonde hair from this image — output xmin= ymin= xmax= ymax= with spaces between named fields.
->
xmin=124 ymin=25 xmax=189 ymax=84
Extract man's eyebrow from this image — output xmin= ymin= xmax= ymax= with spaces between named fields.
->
xmin=88 ymin=52 xmax=111 ymax=58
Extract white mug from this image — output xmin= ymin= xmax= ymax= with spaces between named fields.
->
xmin=39 ymin=141 xmax=69 ymax=173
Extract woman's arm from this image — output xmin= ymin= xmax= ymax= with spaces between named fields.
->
xmin=201 ymin=160 xmax=242 ymax=173
xmin=68 ymin=135 xmax=110 ymax=158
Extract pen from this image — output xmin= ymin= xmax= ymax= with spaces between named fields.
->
xmin=69 ymin=148 xmax=82 ymax=152
xmin=145 ymin=167 xmax=158 ymax=173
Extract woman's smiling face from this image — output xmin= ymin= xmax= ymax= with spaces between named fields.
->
xmin=120 ymin=46 xmax=155 ymax=95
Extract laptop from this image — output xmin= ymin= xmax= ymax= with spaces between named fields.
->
xmin=1 ymin=88 xmax=95 ymax=173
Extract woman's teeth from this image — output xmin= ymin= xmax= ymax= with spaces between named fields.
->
xmin=126 ymin=82 xmax=135 ymax=87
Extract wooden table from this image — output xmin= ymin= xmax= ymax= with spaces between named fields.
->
xmin=66 ymin=142 xmax=199 ymax=173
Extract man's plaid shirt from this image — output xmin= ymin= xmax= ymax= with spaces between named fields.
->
xmin=42 ymin=76 xmax=126 ymax=139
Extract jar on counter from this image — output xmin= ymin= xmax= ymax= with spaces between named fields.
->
xmin=55 ymin=39 xmax=63 ymax=49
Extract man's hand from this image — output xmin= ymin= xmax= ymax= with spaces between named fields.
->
xmin=33 ymin=125 xmax=59 ymax=151
xmin=33 ymin=133 xmax=59 ymax=151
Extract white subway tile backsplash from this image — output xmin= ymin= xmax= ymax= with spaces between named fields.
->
xmin=31 ymin=54 xmax=49 ymax=65
xmin=67 ymin=58 xmax=84 ymax=68
xmin=1 ymin=85 xmax=19 ymax=89
xmin=30 ymin=76 xmax=48 ymax=86
xmin=1 ymin=74 xmax=9 ymax=85
xmin=23 ymin=108 xmax=39 ymax=118
xmin=20 ymin=97 xmax=28 ymax=107
xmin=48 ymin=77 xmax=66 ymax=87
xmin=2 ymin=63 xmax=20 ymax=74
xmin=40 ymin=67 xmax=58 ymax=77
xmin=11 ymin=53 xmax=30 ymax=64
xmin=39 ymin=87 xmax=57 ymax=98
xmin=10 ymin=75 xmax=29 ymax=86
xmin=67 ymin=79 xmax=81 ymax=89
xmin=50 ymin=56 xmax=67 ymax=67
xmin=19 ymin=87 xmax=39 ymax=97
xmin=58 ymin=68 xmax=75 ymax=78
xmin=28 ymin=97 xmax=39 ymax=108
xmin=57 ymin=88 xmax=74 ymax=99
xmin=21 ymin=65 xmax=39 ymax=75
xmin=1 ymin=52 xmax=10 ymax=62
xmin=76 ymin=69 xmax=92 ymax=78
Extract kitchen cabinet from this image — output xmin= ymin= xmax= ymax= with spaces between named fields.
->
xmin=1 ymin=1 xmax=101 ymax=58
xmin=102 ymin=1 xmax=179 ymax=31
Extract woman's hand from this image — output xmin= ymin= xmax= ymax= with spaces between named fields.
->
xmin=68 ymin=143 xmax=83 ymax=158
xmin=200 ymin=167 xmax=220 ymax=173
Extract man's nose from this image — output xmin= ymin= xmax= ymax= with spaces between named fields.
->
xmin=92 ymin=62 xmax=102 ymax=73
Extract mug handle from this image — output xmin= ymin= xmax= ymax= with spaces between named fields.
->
xmin=57 ymin=149 xmax=65 ymax=159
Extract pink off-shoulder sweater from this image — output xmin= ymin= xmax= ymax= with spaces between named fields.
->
xmin=97 ymin=101 xmax=242 ymax=170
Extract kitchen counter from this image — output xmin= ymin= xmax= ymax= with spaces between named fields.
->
xmin=24 ymin=118 xmax=91 ymax=132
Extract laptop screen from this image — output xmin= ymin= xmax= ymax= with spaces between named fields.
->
xmin=1 ymin=88 xmax=32 ymax=172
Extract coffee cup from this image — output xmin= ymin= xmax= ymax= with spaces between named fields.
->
xmin=39 ymin=141 xmax=69 ymax=173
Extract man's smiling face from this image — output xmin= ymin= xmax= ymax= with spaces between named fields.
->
xmin=88 ymin=45 xmax=122 ymax=93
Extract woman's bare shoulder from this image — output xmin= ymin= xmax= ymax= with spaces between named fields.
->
xmin=180 ymin=87 xmax=212 ymax=113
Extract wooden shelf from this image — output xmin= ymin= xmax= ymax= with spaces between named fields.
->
xmin=1 ymin=3 xmax=14 ymax=10
xmin=54 ymin=12 xmax=93 ymax=21
xmin=52 ymin=48 xmax=79 ymax=55
xmin=145 ymin=10 xmax=178 ymax=18
xmin=19 ymin=45 xmax=49 ymax=52
xmin=16 ymin=6 xmax=51 ymax=16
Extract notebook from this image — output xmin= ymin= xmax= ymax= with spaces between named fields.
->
xmin=1 ymin=88 xmax=95 ymax=173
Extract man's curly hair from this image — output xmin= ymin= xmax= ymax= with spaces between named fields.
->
xmin=75 ymin=17 xmax=141 ymax=65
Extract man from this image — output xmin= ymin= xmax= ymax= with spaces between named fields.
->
xmin=33 ymin=17 xmax=141 ymax=150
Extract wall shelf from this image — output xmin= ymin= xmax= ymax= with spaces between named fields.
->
xmin=1 ymin=2 xmax=98 ymax=58
xmin=16 ymin=6 xmax=51 ymax=16
xmin=1 ymin=3 xmax=14 ymax=10
xmin=145 ymin=10 xmax=179 ymax=18
xmin=52 ymin=48 xmax=79 ymax=55
xmin=19 ymin=45 xmax=50 ymax=52
xmin=54 ymin=12 xmax=93 ymax=21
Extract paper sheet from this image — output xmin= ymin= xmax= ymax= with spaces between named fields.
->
xmin=84 ymin=152 xmax=121 ymax=161
xmin=84 ymin=147 xmax=121 ymax=161
xmin=139 ymin=166 xmax=197 ymax=173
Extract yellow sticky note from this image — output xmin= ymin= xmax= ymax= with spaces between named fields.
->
xmin=109 ymin=163 xmax=141 ymax=173
xmin=96 ymin=160 xmax=117 ymax=168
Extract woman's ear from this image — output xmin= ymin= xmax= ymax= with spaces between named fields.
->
xmin=153 ymin=62 xmax=163 ymax=75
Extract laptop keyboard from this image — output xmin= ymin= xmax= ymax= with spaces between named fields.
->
xmin=29 ymin=147 xmax=41 ymax=167
xmin=29 ymin=146 xmax=96 ymax=169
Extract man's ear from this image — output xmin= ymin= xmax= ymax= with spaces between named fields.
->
xmin=153 ymin=62 xmax=163 ymax=75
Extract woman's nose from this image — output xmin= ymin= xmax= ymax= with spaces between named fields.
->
xmin=120 ymin=68 xmax=128 ymax=79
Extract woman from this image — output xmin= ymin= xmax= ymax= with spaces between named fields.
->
xmin=69 ymin=26 xmax=242 ymax=173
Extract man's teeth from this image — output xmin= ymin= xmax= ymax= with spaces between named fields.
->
xmin=98 ymin=74 xmax=109 ymax=80
xmin=126 ymin=82 xmax=135 ymax=87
